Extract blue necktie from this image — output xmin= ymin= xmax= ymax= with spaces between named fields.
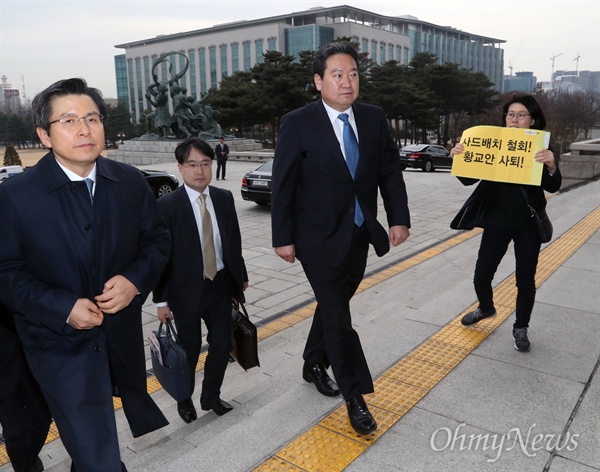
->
xmin=338 ymin=113 xmax=364 ymax=226
xmin=84 ymin=178 xmax=94 ymax=205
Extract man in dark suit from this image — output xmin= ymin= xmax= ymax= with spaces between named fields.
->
xmin=271 ymin=42 xmax=411 ymax=435
xmin=214 ymin=137 xmax=229 ymax=180
xmin=0 ymin=304 xmax=51 ymax=472
xmin=154 ymin=137 xmax=248 ymax=423
xmin=0 ymin=78 xmax=170 ymax=472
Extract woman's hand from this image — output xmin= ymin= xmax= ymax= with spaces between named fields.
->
xmin=534 ymin=149 xmax=556 ymax=173
xmin=450 ymin=143 xmax=464 ymax=157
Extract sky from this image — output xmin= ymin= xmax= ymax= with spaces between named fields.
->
xmin=0 ymin=0 xmax=598 ymax=99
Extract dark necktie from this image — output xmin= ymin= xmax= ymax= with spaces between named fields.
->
xmin=337 ymin=113 xmax=364 ymax=226
xmin=84 ymin=178 xmax=94 ymax=205
xmin=198 ymin=194 xmax=217 ymax=280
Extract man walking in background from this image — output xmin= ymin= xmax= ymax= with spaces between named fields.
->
xmin=215 ymin=137 xmax=229 ymax=180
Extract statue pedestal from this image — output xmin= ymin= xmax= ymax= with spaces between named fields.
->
xmin=108 ymin=138 xmax=192 ymax=165
xmin=109 ymin=137 xmax=271 ymax=165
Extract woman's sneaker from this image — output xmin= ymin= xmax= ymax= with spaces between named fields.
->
xmin=461 ymin=307 xmax=497 ymax=326
xmin=513 ymin=327 xmax=531 ymax=352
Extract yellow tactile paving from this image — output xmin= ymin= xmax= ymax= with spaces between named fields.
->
xmin=254 ymin=206 xmax=600 ymax=471
xmin=1 ymin=207 xmax=598 ymax=469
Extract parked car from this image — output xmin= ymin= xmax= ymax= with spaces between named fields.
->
xmin=241 ymin=159 xmax=272 ymax=205
xmin=398 ymin=144 xmax=452 ymax=172
xmin=141 ymin=169 xmax=179 ymax=198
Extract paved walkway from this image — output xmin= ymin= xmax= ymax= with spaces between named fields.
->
xmin=1 ymin=161 xmax=598 ymax=472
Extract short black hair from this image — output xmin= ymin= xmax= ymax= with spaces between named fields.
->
xmin=31 ymin=78 xmax=106 ymax=133
xmin=502 ymin=94 xmax=547 ymax=130
xmin=313 ymin=41 xmax=359 ymax=78
xmin=174 ymin=137 xmax=215 ymax=164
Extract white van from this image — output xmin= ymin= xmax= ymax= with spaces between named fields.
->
xmin=0 ymin=165 xmax=24 ymax=182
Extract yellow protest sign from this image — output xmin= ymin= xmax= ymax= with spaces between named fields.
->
xmin=451 ymin=126 xmax=550 ymax=185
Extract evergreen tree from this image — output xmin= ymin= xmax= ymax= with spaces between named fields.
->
xmin=3 ymin=145 xmax=22 ymax=166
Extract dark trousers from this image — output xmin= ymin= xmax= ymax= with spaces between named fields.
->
xmin=474 ymin=220 xmax=541 ymax=328
xmin=174 ymin=270 xmax=232 ymax=402
xmin=301 ymin=225 xmax=373 ymax=400
xmin=216 ymin=156 xmax=227 ymax=179
xmin=0 ymin=363 xmax=51 ymax=472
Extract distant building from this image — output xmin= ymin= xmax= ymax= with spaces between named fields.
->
xmin=114 ymin=4 xmax=505 ymax=123
xmin=553 ymin=70 xmax=600 ymax=95
xmin=0 ymin=75 xmax=21 ymax=111
xmin=503 ymin=71 xmax=537 ymax=93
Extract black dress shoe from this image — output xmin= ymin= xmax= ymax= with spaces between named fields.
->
xmin=200 ymin=397 xmax=234 ymax=416
xmin=31 ymin=457 xmax=44 ymax=472
xmin=302 ymin=362 xmax=340 ymax=397
xmin=177 ymin=398 xmax=198 ymax=423
xmin=346 ymin=395 xmax=377 ymax=435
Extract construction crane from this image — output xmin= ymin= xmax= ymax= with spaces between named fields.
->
xmin=21 ymin=76 xmax=27 ymax=100
xmin=573 ymin=54 xmax=581 ymax=75
xmin=550 ymin=53 xmax=563 ymax=88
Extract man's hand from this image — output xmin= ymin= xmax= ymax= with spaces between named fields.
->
xmin=95 ymin=275 xmax=138 ymax=314
xmin=389 ymin=225 xmax=410 ymax=247
xmin=67 ymin=298 xmax=104 ymax=330
xmin=275 ymin=245 xmax=296 ymax=263
xmin=156 ymin=305 xmax=174 ymax=323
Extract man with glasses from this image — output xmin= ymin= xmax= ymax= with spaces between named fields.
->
xmin=153 ymin=137 xmax=248 ymax=423
xmin=0 ymin=78 xmax=170 ymax=471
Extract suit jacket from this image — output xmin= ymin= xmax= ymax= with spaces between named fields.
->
xmin=271 ymin=99 xmax=410 ymax=268
xmin=153 ymin=185 xmax=247 ymax=315
xmin=215 ymin=143 xmax=229 ymax=159
xmin=0 ymin=151 xmax=170 ymax=437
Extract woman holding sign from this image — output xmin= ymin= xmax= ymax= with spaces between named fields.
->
xmin=450 ymin=94 xmax=561 ymax=352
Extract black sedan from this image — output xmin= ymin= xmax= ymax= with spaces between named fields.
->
xmin=399 ymin=144 xmax=452 ymax=172
xmin=141 ymin=169 xmax=179 ymax=198
xmin=241 ymin=159 xmax=272 ymax=205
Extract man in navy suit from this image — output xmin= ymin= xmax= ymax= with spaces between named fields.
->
xmin=154 ymin=137 xmax=248 ymax=423
xmin=0 ymin=78 xmax=170 ymax=471
xmin=271 ymin=42 xmax=411 ymax=435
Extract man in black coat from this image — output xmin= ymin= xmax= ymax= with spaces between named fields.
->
xmin=0 ymin=78 xmax=170 ymax=472
xmin=154 ymin=137 xmax=248 ymax=423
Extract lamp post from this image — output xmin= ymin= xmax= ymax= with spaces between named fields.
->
xmin=117 ymin=131 xmax=125 ymax=144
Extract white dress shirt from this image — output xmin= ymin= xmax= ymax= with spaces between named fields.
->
xmin=322 ymin=100 xmax=359 ymax=163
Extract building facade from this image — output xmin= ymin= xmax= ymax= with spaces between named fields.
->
xmin=114 ymin=5 xmax=505 ymax=123
xmin=503 ymin=71 xmax=537 ymax=94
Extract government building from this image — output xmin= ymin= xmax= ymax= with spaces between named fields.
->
xmin=114 ymin=4 xmax=505 ymax=123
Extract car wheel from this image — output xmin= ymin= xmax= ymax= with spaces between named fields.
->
xmin=156 ymin=183 xmax=174 ymax=198
xmin=422 ymin=160 xmax=434 ymax=172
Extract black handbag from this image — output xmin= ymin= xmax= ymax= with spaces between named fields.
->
xmin=450 ymin=183 xmax=486 ymax=230
xmin=150 ymin=319 xmax=192 ymax=402
xmin=520 ymin=187 xmax=553 ymax=243
xmin=230 ymin=299 xmax=260 ymax=371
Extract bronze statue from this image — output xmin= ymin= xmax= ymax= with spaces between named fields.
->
xmin=141 ymin=51 xmax=226 ymax=140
